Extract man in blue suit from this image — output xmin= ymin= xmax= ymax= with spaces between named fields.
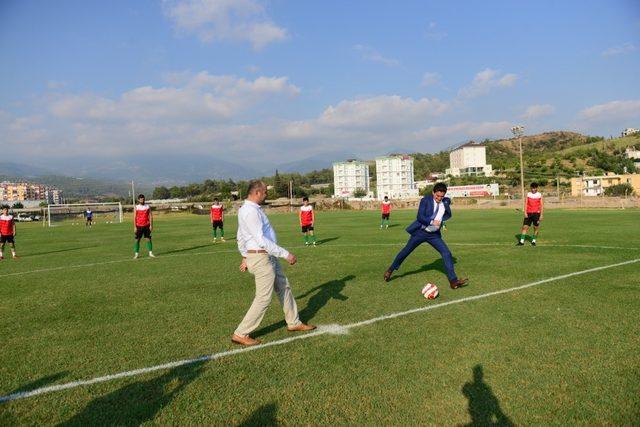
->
xmin=384 ymin=182 xmax=468 ymax=288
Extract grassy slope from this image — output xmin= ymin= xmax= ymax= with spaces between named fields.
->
xmin=559 ymin=134 xmax=640 ymax=155
xmin=0 ymin=209 xmax=639 ymax=425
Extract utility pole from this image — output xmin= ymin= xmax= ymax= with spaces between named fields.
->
xmin=511 ymin=125 xmax=525 ymax=211
xmin=289 ymin=180 xmax=293 ymax=212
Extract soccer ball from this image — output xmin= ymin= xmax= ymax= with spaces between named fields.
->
xmin=421 ymin=283 xmax=439 ymax=300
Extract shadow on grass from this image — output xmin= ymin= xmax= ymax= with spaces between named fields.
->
xmin=161 ymin=244 xmax=214 ymax=255
xmin=389 ymin=257 xmax=457 ymax=282
xmin=252 ymin=275 xmax=354 ymax=338
xmin=461 ymin=365 xmax=514 ymax=427
xmin=238 ymin=403 xmax=279 ymax=426
xmin=0 ymin=372 xmax=69 ymax=425
xmin=58 ymin=362 xmax=204 ymax=426
xmin=22 ymin=247 xmax=97 ymax=258
xmin=7 ymin=371 xmax=68 ymax=395
xmin=314 ymin=236 xmax=340 ymax=245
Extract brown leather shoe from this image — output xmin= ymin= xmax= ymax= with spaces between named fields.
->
xmin=231 ymin=334 xmax=261 ymax=346
xmin=287 ymin=323 xmax=317 ymax=332
xmin=384 ymin=270 xmax=393 ymax=282
xmin=449 ymin=278 xmax=469 ymax=289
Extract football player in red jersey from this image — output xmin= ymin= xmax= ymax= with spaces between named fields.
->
xmin=210 ymin=198 xmax=225 ymax=243
xmin=380 ymin=196 xmax=392 ymax=229
xmin=299 ymin=197 xmax=317 ymax=246
xmin=517 ymin=182 xmax=544 ymax=246
xmin=133 ymin=194 xmax=155 ymax=258
xmin=0 ymin=206 xmax=18 ymax=260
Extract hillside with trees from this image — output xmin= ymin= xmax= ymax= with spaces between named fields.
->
xmin=151 ymin=132 xmax=640 ymax=200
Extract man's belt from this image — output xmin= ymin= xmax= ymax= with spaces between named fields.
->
xmin=247 ymin=250 xmax=268 ymax=254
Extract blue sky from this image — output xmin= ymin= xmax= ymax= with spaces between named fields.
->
xmin=1 ymin=0 xmax=639 ymax=172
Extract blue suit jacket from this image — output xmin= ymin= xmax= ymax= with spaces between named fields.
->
xmin=405 ymin=196 xmax=452 ymax=235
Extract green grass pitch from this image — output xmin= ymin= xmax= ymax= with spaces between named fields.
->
xmin=1 ymin=209 xmax=639 ymax=425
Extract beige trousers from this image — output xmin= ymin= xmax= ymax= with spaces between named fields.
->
xmin=234 ymin=254 xmax=301 ymax=337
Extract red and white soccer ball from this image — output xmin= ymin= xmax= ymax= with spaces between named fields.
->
xmin=421 ymin=283 xmax=439 ymax=299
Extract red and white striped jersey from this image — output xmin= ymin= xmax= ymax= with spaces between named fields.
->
xmin=300 ymin=205 xmax=314 ymax=226
xmin=526 ymin=192 xmax=543 ymax=213
xmin=0 ymin=214 xmax=15 ymax=236
xmin=135 ymin=204 xmax=151 ymax=227
xmin=381 ymin=201 xmax=392 ymax=214
xmin=210 ymin=205 xmax=224 ymax=222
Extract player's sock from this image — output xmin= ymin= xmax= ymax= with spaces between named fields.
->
xmin=0 ymin=250 xmax=3 ymax=258
xmin=11 ymin=249 xmax=16 ymax=258
xmin=212 ymin=229 xmax=217 ymax=238
xmin=304 ymin=234 xmax=309 ymax=245
xmin=519 ymin=234 xmax=525 ymax=243
xmin=134 ymin=241 xmax=140 ymax=253
xmin=147 ymin=241 xmax=153 ymax=252
xmin=220 ymin=229 xmax=224 ymax=238
xmin=312 ymin=235 xmax=317 ymax=245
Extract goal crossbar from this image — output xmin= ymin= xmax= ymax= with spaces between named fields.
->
xmin=46 ymin=202 xmax=123 ymax=226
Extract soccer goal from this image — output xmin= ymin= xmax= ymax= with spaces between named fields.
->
xmin=46 ymin=202 xmax=123 ymax=226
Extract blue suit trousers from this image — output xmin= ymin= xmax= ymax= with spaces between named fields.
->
xmin=389 ymin=231 xmax=457 ymax=282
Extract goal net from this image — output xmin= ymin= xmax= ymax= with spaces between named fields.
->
xmin=46 ymin=202 xmax=123 ymax=226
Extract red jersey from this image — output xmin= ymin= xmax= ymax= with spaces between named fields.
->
xmin=526 ymin=192 xmax=543 ymax=213
xmin=0 ymin=214 xmax=15 ymax=236
xmin=381 ymin=201 xmax=391 ymax=214
xmin=300 ymin=205 xmax=314 ymax=226
xmin=210 ymin=205 xmax=224 ymax=222
xmin=135 ymin=204 xmax=151 ymax=227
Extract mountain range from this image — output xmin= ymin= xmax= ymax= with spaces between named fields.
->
xmin=5 ymin=132 xmax=637 ymax=198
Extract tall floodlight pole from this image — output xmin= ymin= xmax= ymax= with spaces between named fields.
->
xmin=511 ymin=125 xmax=525 ymax=211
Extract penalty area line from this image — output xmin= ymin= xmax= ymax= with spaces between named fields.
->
xmin=1 ymin=257 xmax=639 ymax=404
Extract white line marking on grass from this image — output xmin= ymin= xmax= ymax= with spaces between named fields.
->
xmin=1 ymin=257 xmax=638 ymax=404
xmin=1 ymin=243 xmax=637 ymax=279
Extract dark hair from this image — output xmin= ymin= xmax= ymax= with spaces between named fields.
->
xmin=432 ymin=182 xmax=447 ymax=194
xmin=384 ymin=196 xmax=388 ymax=200
xmin=213 ymin=198 xmax=219 ymax=202
xmin=303 ymin=197 xmax=309 ymax=202
xmin=1 ymin=205 xmax=9 ymax=210
xmin=530 ymin=182 xmax=538 ymax=188
xmin=137 ymin=194 xmax=145 ymax=199
xmin=247 ymin=179 xmax=266 ymax=194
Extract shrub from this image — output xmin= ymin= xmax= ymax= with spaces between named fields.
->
xmin=604 ymin=183 xmax=634 ymax=197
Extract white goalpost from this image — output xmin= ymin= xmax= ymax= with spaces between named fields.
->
xmin=46 ymin=202 xmax=123 ymax=227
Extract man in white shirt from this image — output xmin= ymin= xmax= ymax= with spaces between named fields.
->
xmin=233 ymin=180 xmax=316 ymax=346
xmin=384 ymin=183 xmax=468 ymax=289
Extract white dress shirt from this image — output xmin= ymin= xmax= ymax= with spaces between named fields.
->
xmin=432 ymin=198 xmax=445 ymax=223
xmin=237 ymin=200 xmax=290 ymax=259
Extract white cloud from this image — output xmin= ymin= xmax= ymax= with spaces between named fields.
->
xmin=458 ymin=68 xmax=518 ymax=98
xmin=420 ymin=72 xmax=441 ymax=87
xmin=579 ymin=100 xmax=640 ymax=121
xmin=47 ymin=80 xmax=66 ymax=90
xmin=413 ymin=121 xmax=512 ymax=141
xmin=318 ymin=95 xmax=449 ymax=129
xmin=425 ymin=22 xmax=447 ymax=41
xmin=162 ymin=0 xmax=287 ymax=49
xmin=354 ymin=45 xmax=400 ymax=67
xmin=49 ymin=72 xmax=300 ymax=123
xmin=521 ymin=104 xmax=556 ymax=120
xmin=602 ymin=43 xmax=636 ymax=57
xmin=1 ymin=70 xmax=533 ymax=168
